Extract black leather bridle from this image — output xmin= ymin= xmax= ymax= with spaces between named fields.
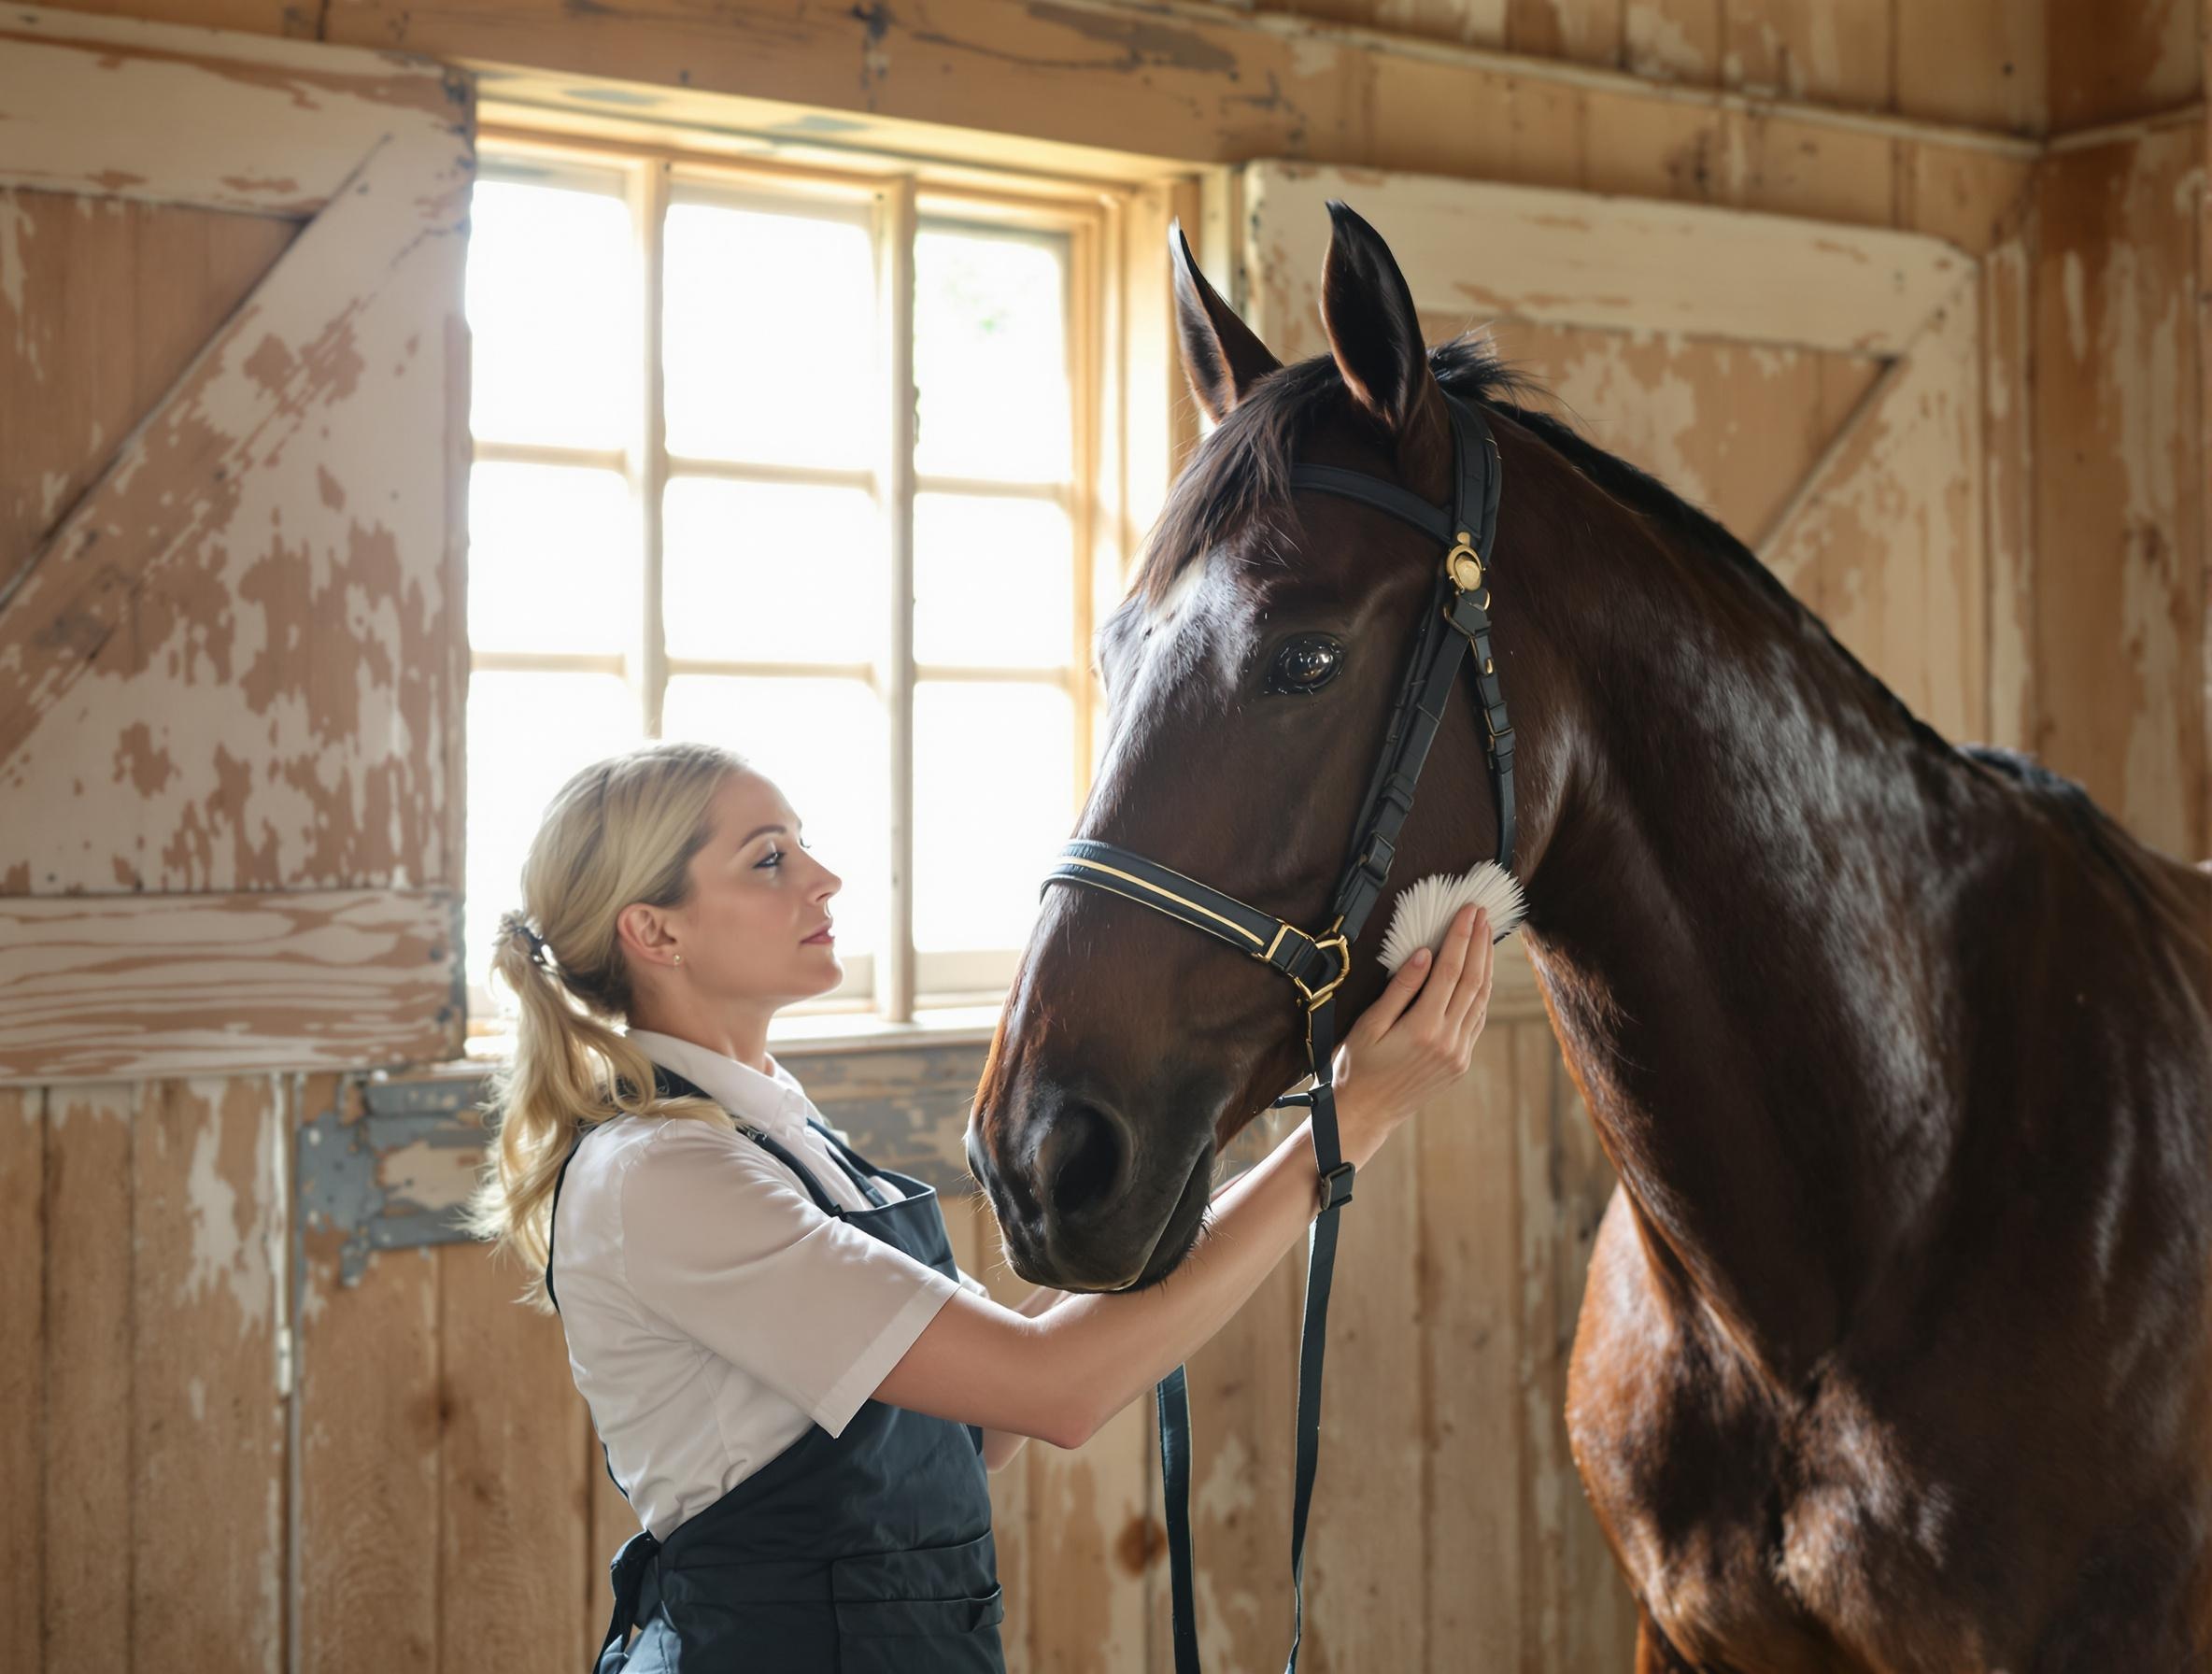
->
xmin=1041 ymin=391 xmax=1515 ymax=1674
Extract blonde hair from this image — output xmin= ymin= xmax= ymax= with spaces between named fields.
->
xmin=466 ymin=740 xmax=744 ymax=1307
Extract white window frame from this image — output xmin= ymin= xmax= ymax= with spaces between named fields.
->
xmin=464 ymin=129 xmax=1120 ymax=1031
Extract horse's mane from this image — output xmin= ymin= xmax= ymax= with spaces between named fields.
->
xmin=1137 ymin=333 xmax=1957 ymax=762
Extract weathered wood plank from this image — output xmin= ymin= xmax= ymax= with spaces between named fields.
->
xmin=945 ymin=1193 xmax=1037 ymax=1671
xmin=2049 ymin=0 xmax=2202 ymax=131
xmin=1507 ymin=0 xmax=1622 ymax=67
xmin=0 ymin=5 xmax=461 ymax=214
xmin=0 ymin=113 xmax=470 ymax=894
xmin=1306 ymin=1119 xmax=1426 ymax=1670
xmin=437 ymin=1239 xmax=591 ymax=1668
xmin=1716 ymin=104 xmax=1897 ymax=227
xmin=1624 ymin=0 xmax=1718 ymax=85
xmin=2033 ymin=130 xmax=2206 ymax=857
xmin=1245 ymin=160 xmax=1966 ymax=362
xmin=1579 ymin=80 xmax=1729 ymax=202
xmin=1027 ymin=1371 xmax=1155 ymax=1668
xmin=319 ymin=0 xmax=2037 ymax=202
xmin=0 ymin=190 xmax=297 ymax=605
xmin=1166 ymin=1215 xmax=1303 ymax=1669
xmin=0 ymin=887 xmax=461 ymax=1083
xmin=1720 ymin=0 xmax=1892 ymax=108
xmin=1265 ymin=0 xmax=1508 ymax=49
xmin=1496 ymin=319 xmax=1881 ymax=555
xmin=1420 ymin=1031 xmax=1524 ymax=1666
xmin=1894 ymin=138 xmax=2036 ymax=258
xmin=1980 ymin=231 xmax=2037 ymax=755
xmin=0 ymin=1087 xmax=45 ymax=1660
xmin=1763 ymin=280 xmax=1988 ymax=743
xmin=43 ymin=1082 xmax=135 ymax=1671
xmin=130 ymin=1075 xmax=287 ymax=1669
xmin=1894 ymin=0 xmax=2045 ymax=135
xmin=296 ymin=1071 xmax=442 ymax=1674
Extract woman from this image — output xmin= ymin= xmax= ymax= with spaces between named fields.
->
xmin=470 ymin=740 xmax=1496 ymax=1673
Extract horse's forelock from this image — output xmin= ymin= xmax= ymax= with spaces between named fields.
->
xmin=1133 ymin=332 xmax=1526 ymax=610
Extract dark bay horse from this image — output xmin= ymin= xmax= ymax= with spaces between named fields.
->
xmin=966 ymin=203 xmax=2212 ymax=1667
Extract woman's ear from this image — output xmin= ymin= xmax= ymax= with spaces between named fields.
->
xmin=615 ymin=900 xmax=676 ymax=970
xmin=1170 ymin=218 xmax=1281 ymax=424
xmin=1318 ymin=200 xmax=1451 ymax=499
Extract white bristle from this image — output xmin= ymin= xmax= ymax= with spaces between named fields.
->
xmin=1377 ymin=861 xmax=1527 ymax=973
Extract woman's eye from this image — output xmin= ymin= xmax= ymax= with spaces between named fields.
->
xmin=757 ymin=845 xmax=783 ymax=869
xmin=1267 ymin=634 xmax=1344 ymax=695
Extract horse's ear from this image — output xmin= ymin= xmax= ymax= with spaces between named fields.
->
xmin=1319 ymin=201 xmax=1450 ymax=493
xmin=1170 ymin=218 xmax=1281 ymax=424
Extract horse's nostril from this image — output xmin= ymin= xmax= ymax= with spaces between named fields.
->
xmin=1038 ymin=1101 xmax=1126 ymax=1224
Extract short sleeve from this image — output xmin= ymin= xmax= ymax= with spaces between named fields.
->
xmin=955 ymin=1267 xmax=988 ymax=1299
xmin=619 ymin=1119 xmax=960 ymax=1436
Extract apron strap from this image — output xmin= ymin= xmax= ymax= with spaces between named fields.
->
xmin=592 ymin=1527 xmax=663 ymax=1673
xmin=546 ymin=1125 xmax=636 ymax=1511
xmin=807 ymin=1118 xmax=893 ymax=1208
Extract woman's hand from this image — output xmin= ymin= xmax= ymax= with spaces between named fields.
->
xmin=1331 ymin=901 xmax=1496 ymax=1167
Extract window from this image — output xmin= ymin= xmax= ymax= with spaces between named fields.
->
xmin=462 ymin=135 xmax=1126 ymax=1029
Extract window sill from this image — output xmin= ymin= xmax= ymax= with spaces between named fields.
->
xmin=454 ymin=1000 xmax=1003 ymax=1070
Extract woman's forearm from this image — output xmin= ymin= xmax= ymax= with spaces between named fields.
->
xmin=880 ymin=904 xmax=1493 ymax=1451
xmin=1028 ymin=1114 xmax=1336 ymax=1446
xmin=878 ymin=1109 xmax=1397 ymax=1452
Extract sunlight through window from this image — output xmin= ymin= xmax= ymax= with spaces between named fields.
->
xmin=464 ymin=150 xmax=1097 ymax=1027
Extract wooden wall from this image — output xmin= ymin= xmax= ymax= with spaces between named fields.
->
xmin=6 ymin=1 xmax=2208 ymax=1672
xmin=2034 ymin=118 xmax=2208 ymax=858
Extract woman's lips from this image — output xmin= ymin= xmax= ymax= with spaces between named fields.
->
xmin=801 ymin=924 xmax=834 ymax=945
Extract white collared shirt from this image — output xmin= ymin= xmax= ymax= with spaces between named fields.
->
xmin=548 ymin=1027 xmax=986 ymax=1540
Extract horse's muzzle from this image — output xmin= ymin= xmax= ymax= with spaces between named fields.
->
xmin=966 ymin=1085 xmax=1211 ymax=1292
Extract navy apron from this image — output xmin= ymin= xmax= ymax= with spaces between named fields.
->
xmin=546 ymin=1064 xmax=1006 ymax=1673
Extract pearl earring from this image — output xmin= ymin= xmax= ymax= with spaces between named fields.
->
xmin=674 ymin=953 xmax=684 ymax=967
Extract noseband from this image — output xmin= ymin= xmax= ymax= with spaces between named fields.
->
xmin=1040 ymin=391 xmax=1515 ymax=1673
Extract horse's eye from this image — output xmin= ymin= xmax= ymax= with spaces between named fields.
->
xmin=1268 ymin=634 xmax=1343 ymax=695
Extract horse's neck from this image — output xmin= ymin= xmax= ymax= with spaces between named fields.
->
xmin=1517 ymin=518 xmax=1984 ymax=1386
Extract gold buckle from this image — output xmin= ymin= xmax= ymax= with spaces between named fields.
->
xmin=1445 ymin=531 xmax=1484 ymax=593
xmin=1293 ymin=929 xmax=1353 ymax=1010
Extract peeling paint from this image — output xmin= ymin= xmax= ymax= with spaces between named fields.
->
xmin=177 ymin=1077 xmax=278 ymax=1330
xmin=2063 ymin=248 xmax=2088 ymax=362
xmin=0 ymin=122 xmax=464 ymax=896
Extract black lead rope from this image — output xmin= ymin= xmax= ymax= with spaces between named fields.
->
xmin=1043 ymin=394 xmax=1514 ymax=1673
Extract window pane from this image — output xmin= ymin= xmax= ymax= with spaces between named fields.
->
xmin=663 ymin=478 xmax=882 ymax=665
xmin=663 ymin=201 xmax=876 ymax=468
xmin=914 ymin=494 xmax=1071 ymax=669
xmin=466 ymin=672 xmax=642 ymax=995
xmin=915 ymin=227 xmax=1071 ymax=483
xmin=469 ymin=462 xmax=638 ymax=657
xmin=914 ymin=682 xmax=1071 ymax=952
xmin=660 ymin=676 xmax=887 ymax=959
xmin=467 ymin=177 xmax=634 ymax=450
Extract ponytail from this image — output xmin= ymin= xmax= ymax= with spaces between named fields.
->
xmin=465 ymin=743 xmax=741 ymax=1307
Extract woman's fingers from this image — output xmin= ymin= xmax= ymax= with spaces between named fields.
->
xmin=1409 ymin=902 xmax=1480 ymax=1028
xmin=1347 ymin=943 xmax=1432 ymax=1044
xmin=1445 ymin=910 xmax=1495 ymax=1037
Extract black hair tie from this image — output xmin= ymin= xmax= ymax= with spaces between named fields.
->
xmin=500 ymin=911 xmax=549 ymax=968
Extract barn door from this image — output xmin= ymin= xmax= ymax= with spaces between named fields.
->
xmin=0 ymin=5 xmax=471 ymax=1081
xmin=1158 ymin=160 xmax=1996 ymax=1671
xmin=0 ymin=10 xmax=471 ymax=1669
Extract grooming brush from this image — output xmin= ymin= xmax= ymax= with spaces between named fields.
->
xmin=1377 ymin=861 xmax=1527 ymax=973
